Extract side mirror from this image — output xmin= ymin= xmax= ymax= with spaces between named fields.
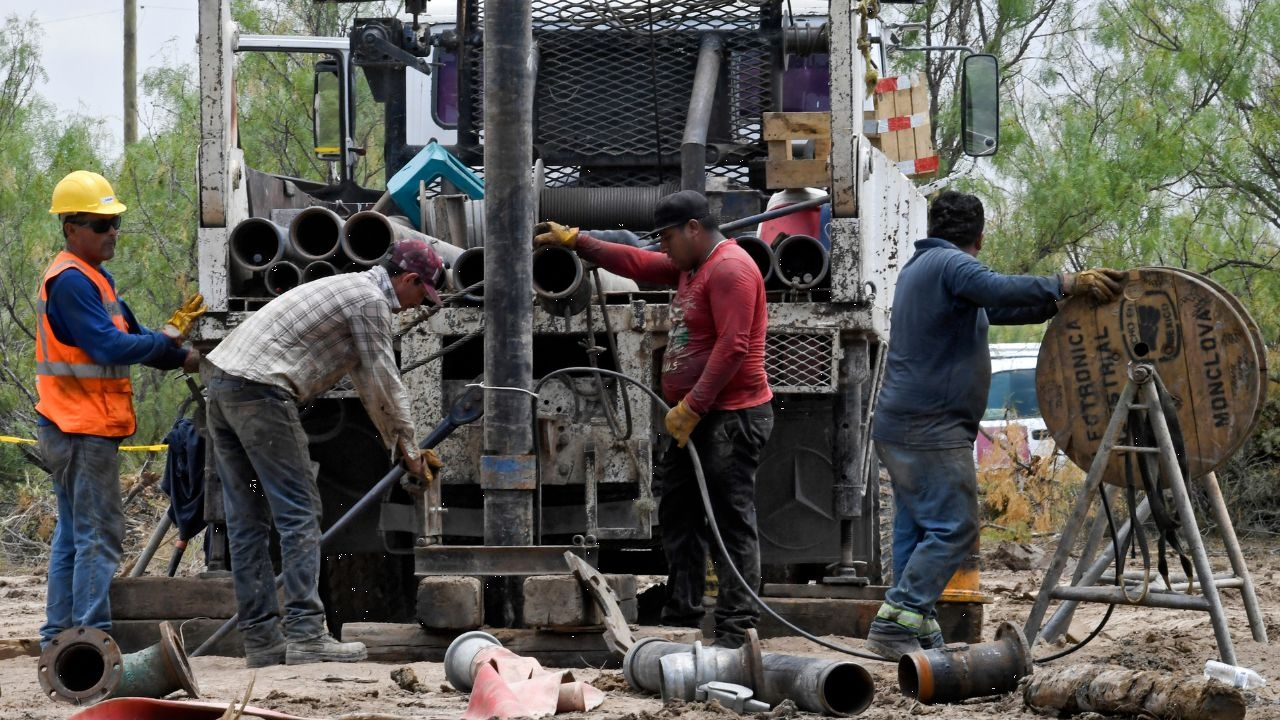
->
xmin=960 ymin=54 xmax=1000 ymax=157
xmin=312 ymin=59 xmax=342 ymax=161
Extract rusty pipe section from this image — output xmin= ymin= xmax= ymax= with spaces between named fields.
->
xmin=898 ymin=622 xmax=1033 ymax=704
xmin=773 ymin=233 xmax=830 ymax=290
xmin=623 ymin=635 xmax=873 ymax=716
xmin=288 ymin=206 xmax=343 ymax=262
xmin=39 ymin=623 xmax=199 ymax=705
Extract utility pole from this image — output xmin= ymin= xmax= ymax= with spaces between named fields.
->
xmin=123 ymin=0 xmax=137 ymax=145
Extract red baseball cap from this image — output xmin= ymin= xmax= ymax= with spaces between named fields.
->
xmin=390 ymin=239 xmax=445 ymax=306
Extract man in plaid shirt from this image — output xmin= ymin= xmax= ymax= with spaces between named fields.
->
xmin=204 ymin=238 xmax=445 ymax=667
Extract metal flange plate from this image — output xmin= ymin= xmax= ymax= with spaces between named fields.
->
xmin=1036 ymin=268 xmax=1265 ymax=484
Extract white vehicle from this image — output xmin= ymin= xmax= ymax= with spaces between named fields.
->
xmin=977 ymin=343 xmax=1056 ymax=465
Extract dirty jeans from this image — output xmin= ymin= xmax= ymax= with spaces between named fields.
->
xmin=38 ymin=425 xmax=123 ymax=646
xmin=874 ymin=440 xmax=979 ymax=629
xmin=205 ymin=370 xmax=326 ymax=651
xmin=657 ymin=403 xmax=773 ymax=642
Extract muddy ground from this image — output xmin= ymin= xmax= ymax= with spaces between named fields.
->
xmin=1 ymin=539 xmax=1278 ymax=720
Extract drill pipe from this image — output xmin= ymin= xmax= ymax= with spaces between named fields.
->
xmin=287 ymin=206 xmax=343 ymax=262
xmin=772 ymin=233 xmax=830 ymax=290
xmin=342 ymin=211 xmax=465 ymax=267
xmin=451 ymin=246 xmax=486 ymax=302
xmin=229 ymin=218 xmax=287 ymax=272
xmin=264 ymin=260 xmax=301 ymax=297
xmin=302 ymin=260 xmax=338 ymax=283
xmin=532 ymin=245 xmax=638 ymax=315
xmin=733 ymin=234 xmax=775 ymax=284
xmin=38 ymin=624 xmax=199 ymax=705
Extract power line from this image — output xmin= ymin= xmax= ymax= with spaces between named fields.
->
xmin=43 ymin=10 xmax=121 ymax=25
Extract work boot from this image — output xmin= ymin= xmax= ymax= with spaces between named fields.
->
xmin=864 ymin=618 xmax=922 ymax=661
xmin=917 ymin=618 xmax=945 ymax=650
xmin=285 ymin=633 xmax=367 ymax=665
xmin=245 ymin=639 xmax=287 ymax=668
xmin=711 ymin=633 xmax=745 ymax=650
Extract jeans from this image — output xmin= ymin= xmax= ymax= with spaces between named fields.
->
xmin=205 ymin=370 xmax=325 ymax=651
xmin=657 ymin=403 xmax=773 ymax=642
xmin=874 ymin=440 xmax=979 ymax=628
xmin=39 ymin=425 xmax=123 ymax=645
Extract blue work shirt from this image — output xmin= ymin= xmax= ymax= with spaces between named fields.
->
xmin=872 ymin=238 xmax=1062 ymax=449
xmin=37 ymin=267 xmax=188 ymax=426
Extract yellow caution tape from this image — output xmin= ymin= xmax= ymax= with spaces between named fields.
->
xmin=0 ymin=435 xmax=167 ymax=453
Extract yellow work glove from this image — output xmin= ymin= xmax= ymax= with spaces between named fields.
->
xmin=1061 ymin=268 xmax=1126 ymax=303
xmin=163 ymin=293 xmax=208 ymax=340
xmin=533 ymin=221 xmax=580 ymax=248
xmin=400 ymin=446 xmax=445 ymax=494
xmin=664 ymin=399 xmax=701 ymax=449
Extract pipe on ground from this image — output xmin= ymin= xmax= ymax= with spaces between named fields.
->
xmin=773 ymin=234 xmax=830 ymax=289
xmin=681 ymin=34 xmax=724 ymax=193
xmin=898 ymin=621 xmax=1033 ymax=705
xmin=623 ymin=636 xmax=874 ymax=716
xmin=38 ymin=623 xmax=199 ymax=705
xmin=287 ymin=206 xmax=343 ymax=262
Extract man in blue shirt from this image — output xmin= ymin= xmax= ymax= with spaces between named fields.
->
xmin=864 ymin=190 xmax=1124 ymax=660
xmin=36 ymin=170 xmax=200 ymax=647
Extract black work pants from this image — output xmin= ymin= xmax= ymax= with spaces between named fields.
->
xmin=656 ymin=402 xmax=773 ymax=643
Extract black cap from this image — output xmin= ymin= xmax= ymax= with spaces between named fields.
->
xmin=653 ymin=190 xmax=713 ymax=232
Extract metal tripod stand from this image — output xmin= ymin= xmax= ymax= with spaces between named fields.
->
xmin=1023 ymin=363 xmax=1268 ymax=665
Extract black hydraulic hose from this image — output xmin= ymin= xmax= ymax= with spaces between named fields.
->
xmin=638 ymin=195 xmax=831 ymax=250
xmin=534 ymin=367 xmax=889 ymax=662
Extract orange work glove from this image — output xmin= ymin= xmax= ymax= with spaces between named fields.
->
xmin=664 ymin=399 xmax=701 ymax=449
xmin=1060 ymin=268 xmax=1126 ymax=303
xmin=533 ymin=221 xmax=579 ymax=248
xmin=400 ymin=446 xmax=445 ymax=494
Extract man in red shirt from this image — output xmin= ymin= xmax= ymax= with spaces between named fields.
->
xmin=535 ymin=190 xmax=773 ymax=648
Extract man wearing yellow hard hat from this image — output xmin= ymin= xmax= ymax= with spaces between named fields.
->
xmin=35 ymin=170 xmax=205 ymax=647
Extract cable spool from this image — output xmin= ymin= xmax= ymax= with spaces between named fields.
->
xmin=1036 ymin=267 xmax=1266 ymax=485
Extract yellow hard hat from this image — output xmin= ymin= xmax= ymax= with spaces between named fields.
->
xmin=48 ymin=171 xmax=127 ymax=215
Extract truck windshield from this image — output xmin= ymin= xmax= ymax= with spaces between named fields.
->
xmin=985 ymin=368 xmax=1040 ymax=420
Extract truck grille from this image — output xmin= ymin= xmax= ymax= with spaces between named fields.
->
xmin=765 ymin=329 xmax=839 ymax=393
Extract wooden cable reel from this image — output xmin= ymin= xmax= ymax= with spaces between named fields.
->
xmin=1036 ymin=267 xmax=1267 ymax=485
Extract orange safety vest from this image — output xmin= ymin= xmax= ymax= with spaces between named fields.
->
xmin=35 ymin=251 xmax=136 ymax=438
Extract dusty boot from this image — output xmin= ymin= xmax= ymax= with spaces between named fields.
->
xmin=865 ymin=618 xmax=922 ymax=661
xmin=286 ymin=633 xmax=368 ymax=665
xmin=917 ymin=618 xmax=945 ymax=650
xmin=245 ymin=639 xmax=287 ymax=668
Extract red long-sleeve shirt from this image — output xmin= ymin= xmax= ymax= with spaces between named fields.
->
xmin=576 ymin=234 xmax=772 ymax=415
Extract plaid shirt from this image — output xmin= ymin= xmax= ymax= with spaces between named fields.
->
xmin=207 ymin=267 xmax=414 ymax=452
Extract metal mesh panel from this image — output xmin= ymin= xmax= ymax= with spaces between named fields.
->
xmin=461 ymin=0 xmax=778 ymax=188
xmin=485 ymin=0 xmax=771 ymax=31
xmin=765 ymin=330 xmax=838 ymax=393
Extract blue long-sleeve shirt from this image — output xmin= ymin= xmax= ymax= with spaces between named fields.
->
xmin=872 ymin=238 xmax=1062 ymax=449
xmin=37 ymin=267 xmax=188 ymax=425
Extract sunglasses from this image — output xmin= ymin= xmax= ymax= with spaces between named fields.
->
xmin=67 ymin=216 xmax=122 ymax=233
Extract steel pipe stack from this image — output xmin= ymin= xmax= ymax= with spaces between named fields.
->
xmin=733 ymin=233 xmax=775 ymax=285
xmin=345 ymin=210 xmax=465 ymax=266
xmin=532 ymin=245 xmax=639 ymax=315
